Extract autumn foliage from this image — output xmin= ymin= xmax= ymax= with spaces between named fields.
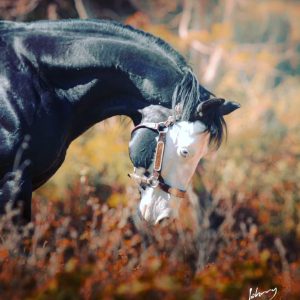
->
xmin=1 ymin=0 xmax=300 ymax=299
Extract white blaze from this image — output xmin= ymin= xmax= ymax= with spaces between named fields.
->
xmin=139 ymin=121 xmax=210 ymax=224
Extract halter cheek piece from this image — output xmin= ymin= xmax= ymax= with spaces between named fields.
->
xmin=129 ymin=115 xmax=186 ymax=199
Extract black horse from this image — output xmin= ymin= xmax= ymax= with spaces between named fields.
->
xmin=0 ymin=19 xmax=239 ymax=223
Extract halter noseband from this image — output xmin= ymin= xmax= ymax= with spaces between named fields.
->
xmin=129 ymin=115 xmax=186 ymax=199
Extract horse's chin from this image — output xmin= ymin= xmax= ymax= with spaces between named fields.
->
xmin=140 ymin=203 xmax=172 ymax=225
xmin=154 ymin=209 xmax=172 ymax=224
xmin=138 ymin=187 xmax=179 ymax=225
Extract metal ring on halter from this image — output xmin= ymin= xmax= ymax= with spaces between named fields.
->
xmin=157 ymin=122 xmax=168 ymax=132
xmin=147 ymin=176 xmax=159 ymax=188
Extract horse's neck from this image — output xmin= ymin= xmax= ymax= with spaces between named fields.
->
xmin=44 ymin=66 xmax=148 ymax=139
xmin=19 ymin=27 xmax=183 ymax=139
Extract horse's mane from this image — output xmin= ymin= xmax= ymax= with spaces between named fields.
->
xmin=0 ymin=19 xmax=187 ymax=73
xmin=172 ymin=70 xmax=226 ymax=149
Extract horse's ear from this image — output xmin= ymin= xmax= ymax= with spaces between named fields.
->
xmin=219 ymin=101 xmax=240 ymax=116
xmin=197 ymin=98 xmax=225 ymax=116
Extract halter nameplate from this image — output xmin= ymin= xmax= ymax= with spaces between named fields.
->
xmin=154 ymin=139 xmax=165 ymax=172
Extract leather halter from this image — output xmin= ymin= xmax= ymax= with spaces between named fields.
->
xmin=129 ymin=116 xmax=186 ymax=198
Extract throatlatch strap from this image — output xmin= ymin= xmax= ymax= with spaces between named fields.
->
xmin=158 ymin=182 xmax=186 ymax=198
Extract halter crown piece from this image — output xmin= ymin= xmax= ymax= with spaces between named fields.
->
xmin=129 ymin=104 xmax=187 ymax=198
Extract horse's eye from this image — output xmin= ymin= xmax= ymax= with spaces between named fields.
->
xmin=179 ymin=148 xmax=189 ymax=158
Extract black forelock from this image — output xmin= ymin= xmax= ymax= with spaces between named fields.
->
xmin=201 ymin=111 xmax=227 ymax=149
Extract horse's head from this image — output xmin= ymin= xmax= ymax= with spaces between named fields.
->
xmin=129 ymin=98 xmax=240 ymax=224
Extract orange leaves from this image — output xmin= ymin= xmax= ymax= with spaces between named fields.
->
xmin=0 ymin=248 xmax=9 ymax=260
xmin=35 ymin=116 xmax=135 ymax=202
xmin=0 ymin=190 xmax=300 ymax=299
xmin=183 ymin=30 xmax=211 ymax=44
xmin=211 ymin=22 xmax=233 ymax=41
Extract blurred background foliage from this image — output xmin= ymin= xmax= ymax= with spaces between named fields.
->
xmin=0 ymin=0 xmax=300 ymax=299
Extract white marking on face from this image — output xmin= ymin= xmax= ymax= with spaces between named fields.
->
xmin=139 ymin=120 xmax=210 ymax=224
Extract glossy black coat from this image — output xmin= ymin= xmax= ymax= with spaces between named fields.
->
xmin=0 ymin=19 xmax=189 ymax=221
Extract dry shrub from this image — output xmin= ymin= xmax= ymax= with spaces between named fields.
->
xmin=0 ymin=175 xmax=300 ymax=300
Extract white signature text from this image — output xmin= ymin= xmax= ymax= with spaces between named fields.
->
xmin=249 ymin=287 xmax=278 ymax=300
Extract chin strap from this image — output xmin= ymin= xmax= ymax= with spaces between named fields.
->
xmin=129 ymin=116 xmax=187 ymax=199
